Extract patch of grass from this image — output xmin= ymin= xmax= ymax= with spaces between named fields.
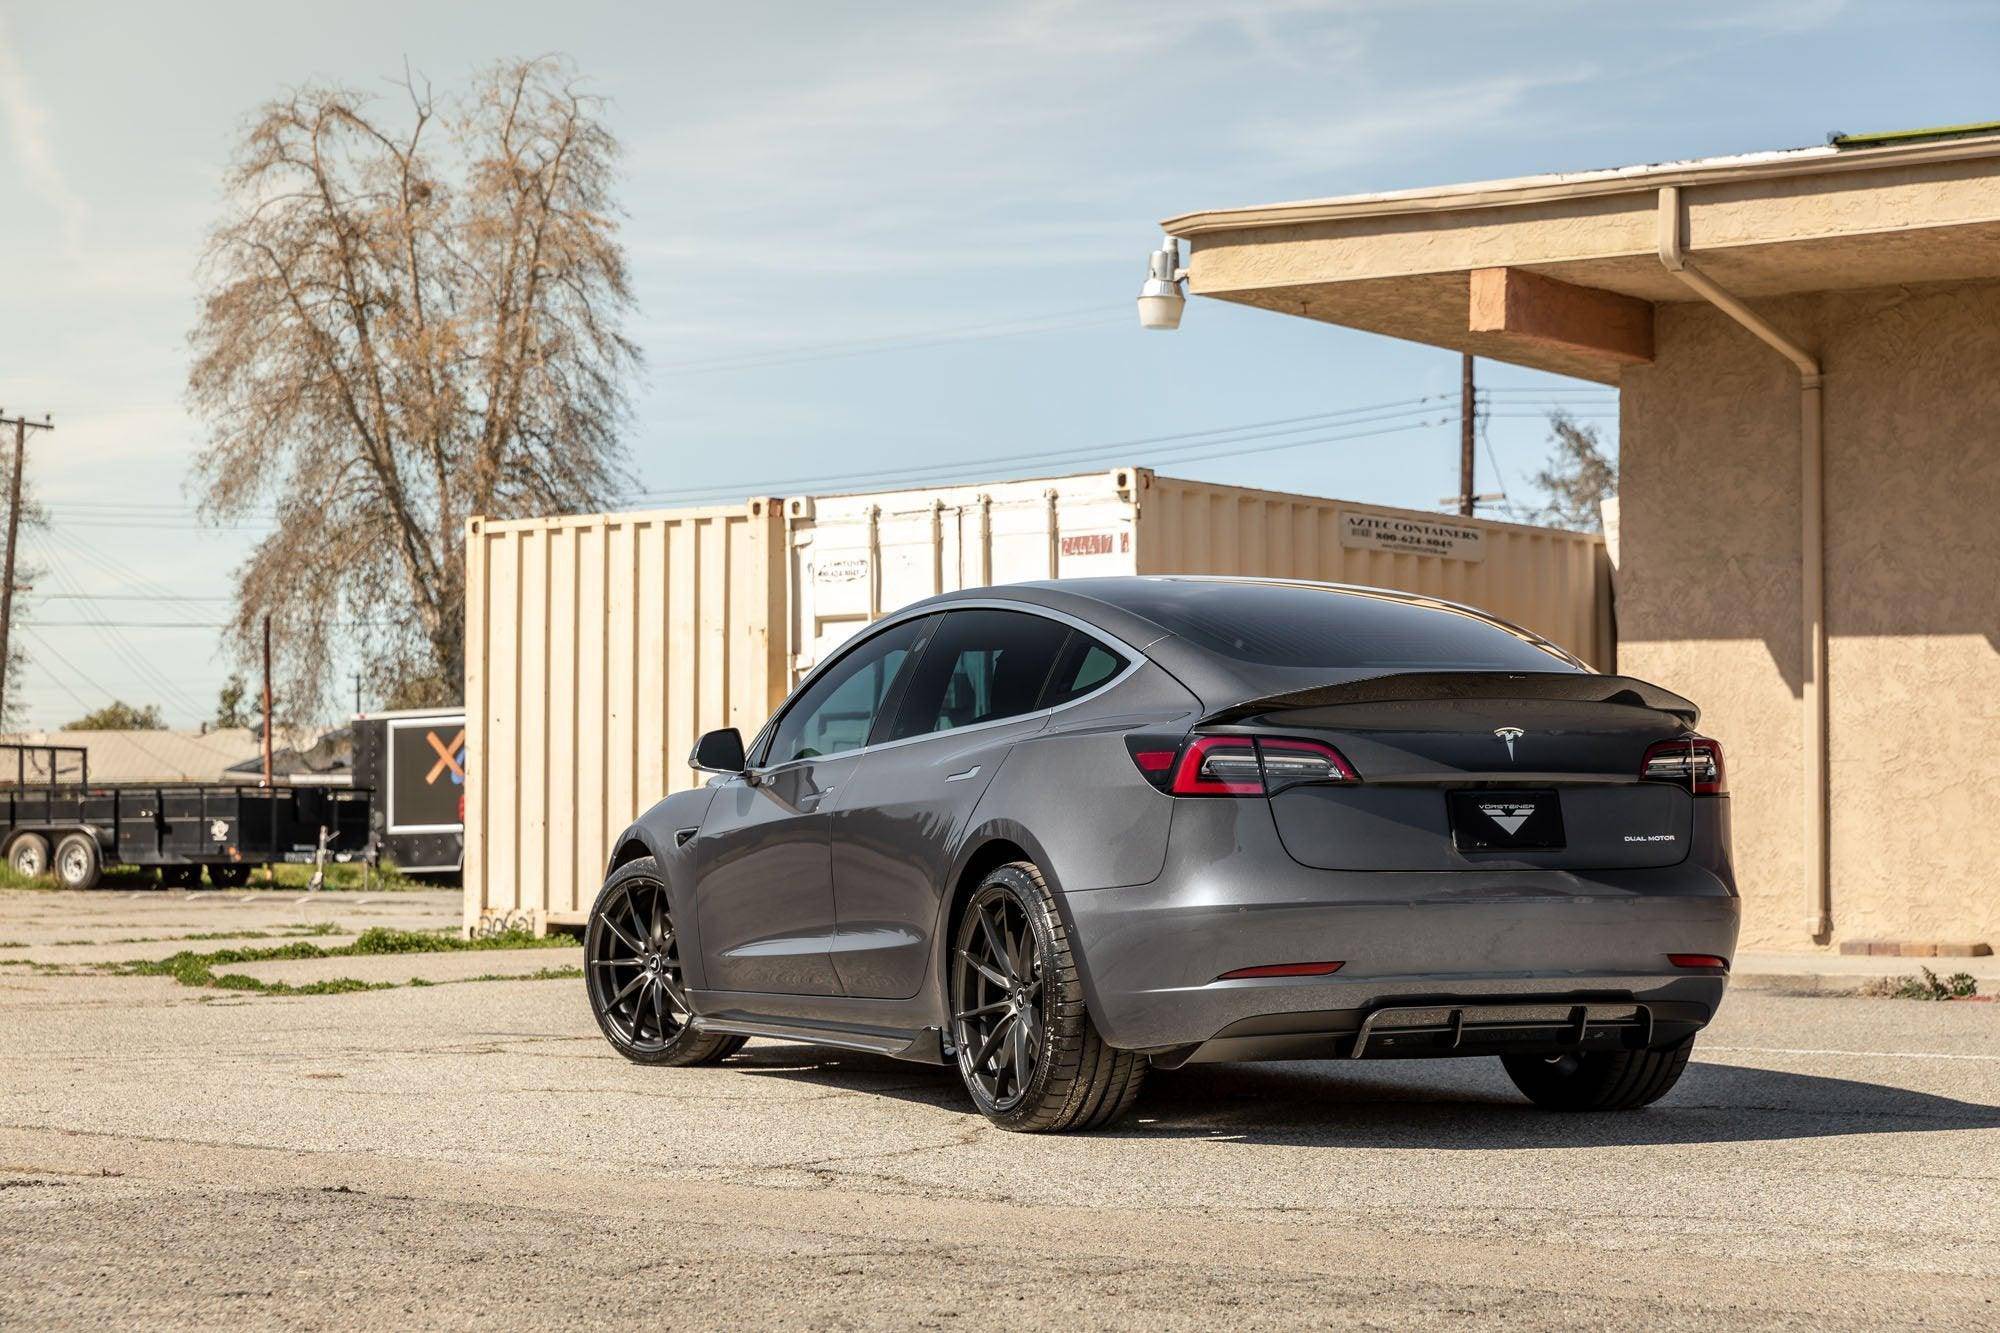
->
xmin=118 ymin=925 xmax=577 ymax=995
xmin=1863 ymin=966 xmax=1979 ymax=1000
xmin=0 ymin=941 xmax=25 ymax=949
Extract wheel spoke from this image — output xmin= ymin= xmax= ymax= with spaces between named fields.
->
xmin=603 ymin=915 xmax=644 ymax=953
xmin=609 ymin=972 xmax=646 ymax=1007
xmin=651 ymin=975 xmax=667 ymax=1033
xmin=626 ymin=894 xmax=647 ymax=945
xmin=662 ymin=974 xmax=689 ymax=1014
xmin=960 ymin=949 xmax=1009 ymax=990
xmin=974 ymin=1013 xmax=1015 ymax=1072
xmin=649 ymin=892 xmax=664 ymax=947
xmin=977 ymin=909 xmax=1013 ymax=983
xmin=954 ymin=999 xmax=1008 ymax=1020
xmin=1010 ymin=1012 xmax=1032 ymax=1090
xmin=590 ymin=957 xmax=642 ymax=969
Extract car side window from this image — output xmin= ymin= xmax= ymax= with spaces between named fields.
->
xmin=765 ymin=617 xmax=930 ymax=765
xmin=1039 ymin=633 xmax=1128 ymax=708
xmin=885 ymin=609 xmax=1071 ymax=742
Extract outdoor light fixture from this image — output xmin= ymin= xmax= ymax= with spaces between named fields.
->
xmin=1136 ymin=235 xmax=1186 ymax=330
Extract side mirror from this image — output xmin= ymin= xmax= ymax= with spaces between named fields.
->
xmin=690 ymin=727 xmax=747 ymax=775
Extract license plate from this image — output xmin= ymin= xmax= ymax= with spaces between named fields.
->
xmin=1449 ymin=789 xmax=1565 ymax=851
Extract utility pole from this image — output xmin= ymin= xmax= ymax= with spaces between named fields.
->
xmin=353 ymin=672 xmax=362 ymax=717
xmin=1458 ymin=354 xmax=1477 ymax=517
xmin=0 ymin=410 xmax=53 ymax=729
xmin=261 ymin=613 xmax=273 ymax=787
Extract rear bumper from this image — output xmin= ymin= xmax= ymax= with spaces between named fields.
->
xmin=1062 ymin=798 xmax=1739 ymax=1054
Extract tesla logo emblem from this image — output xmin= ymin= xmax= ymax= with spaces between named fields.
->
xmin=1494 ymin=726 xmax=1525 ymax=761
xmin=1478 ymin=802 xmax=1536 ymax=835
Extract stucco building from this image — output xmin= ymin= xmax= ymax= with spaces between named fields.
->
xmin=1158 ymin=128 xmax=2000 ymax=954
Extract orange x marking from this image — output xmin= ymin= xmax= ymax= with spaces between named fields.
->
xmin=425 ymin=729 xmax=467 ymax=784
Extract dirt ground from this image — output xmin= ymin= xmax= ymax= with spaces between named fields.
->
xmin=2 ymin=888 xmax=1995 ymax=1330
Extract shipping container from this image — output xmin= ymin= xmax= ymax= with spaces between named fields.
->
xmin=465 ymin=471 xmax=1610 ymax=932
xmin=787 ymin=467 xmax=1612 ymax=676
xmin=462 ymin=502 xmax=788 ymax=933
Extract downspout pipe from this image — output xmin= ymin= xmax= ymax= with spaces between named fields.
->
xmin=1657 ymin=185 xmax=1831 ymax=942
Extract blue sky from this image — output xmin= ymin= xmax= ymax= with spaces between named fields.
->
xmin=1 ymin=0 xmax=1996 ymax=727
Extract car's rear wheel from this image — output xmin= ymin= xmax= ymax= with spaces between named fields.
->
xmin=585 ymin=858 xmax=743 ymax=1067
xmin=1501 ymin=1035 xmax=1695 ymax=1111
xmin=951 ymin=861 xmax=1144 ymax=1133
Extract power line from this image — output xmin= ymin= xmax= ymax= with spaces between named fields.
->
xmin=630 ymin=396 xmax=1448 ymax=505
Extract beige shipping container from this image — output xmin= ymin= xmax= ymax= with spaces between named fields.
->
xmin=462 ymin=502 xmax=787 ymax=933
xmin=786 ymin=467 xmax=1612 ymax=678
xmin=467 ymin=469 xmax=1611 ymax=932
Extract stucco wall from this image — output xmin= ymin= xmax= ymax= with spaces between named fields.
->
xmin=1620 ymin=280 xmax=2000 ymax=951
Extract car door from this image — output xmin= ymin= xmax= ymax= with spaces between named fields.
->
xmin=830 ymin=608 xmax=1101 ymax=999
xmin=692 ymin=615 xmax=932 ymax=996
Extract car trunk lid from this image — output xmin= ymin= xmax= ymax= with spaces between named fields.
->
xmin=1214 ymin=675 xmax=1703 ymax=873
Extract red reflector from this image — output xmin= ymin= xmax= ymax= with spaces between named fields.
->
xmin=1668 ymin=953 xmax=1729 ymax=971
xmin=1132 ymin=749 xmax=1175 ymax=774
xmin=1217 ymin=961 xmax=1345 ymax=980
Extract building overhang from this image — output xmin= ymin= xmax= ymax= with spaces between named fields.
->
xmin=1163 ymin=133 xmax=2000 ymax=383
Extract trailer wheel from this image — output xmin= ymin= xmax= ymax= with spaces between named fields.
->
xmin=160 ymin=864 xmax=200 ymax=889
xmin=7 ymin=833 xmax=50 ymax=879
xmin=207 ymin=863 xmax=251 ymax=889
xmin=53 ymin=833 xmax=101 ymax=891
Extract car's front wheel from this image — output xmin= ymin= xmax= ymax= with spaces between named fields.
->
xmin=585 ymin=858 xmax=744 ymax=1067
xmin=950 ymin=861 xmax=1144 ymax=1133
xmin=1501 ymin=1035 xmax=1695 ymax=1111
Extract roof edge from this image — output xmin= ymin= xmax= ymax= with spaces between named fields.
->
xmin=1163 ymin=133 xmax=2000 ymax=237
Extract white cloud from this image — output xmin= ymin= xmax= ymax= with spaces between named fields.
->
xmin=0 ymin=12 xmax=86 ymax=258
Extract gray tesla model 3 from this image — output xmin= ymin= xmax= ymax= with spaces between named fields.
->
xmin=585 ymin=576 xmax=1737 ymax=1132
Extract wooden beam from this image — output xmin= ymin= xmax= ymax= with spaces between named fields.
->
xmin=1468 ymin=267 xmax=1653 ymax=365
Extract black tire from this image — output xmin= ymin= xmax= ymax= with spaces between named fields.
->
xmin=1502 ymin=1035 xmax=1696 ymax=1111
xmin=160 ymin=864 xmax=201 ymax=889
xmin=53 ymin=833 xmax=102 ymax=891
xmin=206 ymin=863 xmax=252 ymax=889
xmin=7 ymin=833 xmax=50 ymax=879
xmin=585 ymin=857 xmax=743 ymax=1067
xmin=950 ymin=861 xmax=1145 ymax=1133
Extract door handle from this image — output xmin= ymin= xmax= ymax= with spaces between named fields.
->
xmin=944 ymin=766 xmax=980 ymax=783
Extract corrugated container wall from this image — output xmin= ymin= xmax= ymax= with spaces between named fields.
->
xmin=468 ymin=469 xmax=1610 ymax=932
xmin=463 ymin=503 xmax=786 ymax=932
xmin=787 ymin=467 xmax=1612 ymax=677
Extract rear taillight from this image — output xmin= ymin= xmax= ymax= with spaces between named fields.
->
xmin=1169 ymin=737 xmax=1264 ymax=795
xmin=1641 ymin=737 xmax=1726 ymax=795
xmin=1256 ymin=738 xmax=1359 ymax=791
xmin=1127 ymin=735 xmax=1359 ymax=796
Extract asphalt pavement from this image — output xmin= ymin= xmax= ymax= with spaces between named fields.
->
xmin=1 ymin=889 xmax=1995 ymax=1330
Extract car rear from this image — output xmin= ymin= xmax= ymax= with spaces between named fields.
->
xmin=1048 ymin=579 xmax=1738 ymax=1066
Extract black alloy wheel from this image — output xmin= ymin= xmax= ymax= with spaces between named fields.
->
xmin=953 ymin=887 xmax=1045 ymax=1112
xmin=949 ymin=862 xmax=1146 ymax=1132
xmin=584 ymin=857 xmax=743 ymax=1067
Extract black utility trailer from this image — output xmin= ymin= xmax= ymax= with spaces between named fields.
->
xmin=0 ymin=744 xmax=372 ymax=889
xmin=349 ymin=708 xmax=465 ymax=880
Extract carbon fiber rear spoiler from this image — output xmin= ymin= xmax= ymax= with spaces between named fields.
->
xmin=1200 ymin=671 xmax=1700 ymax=728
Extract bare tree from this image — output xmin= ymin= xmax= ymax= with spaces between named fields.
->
xmin=188 ymin=57 xmax=637 ymax=714
xmin=1523 ymin=409 xmax=1617 ymax=532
